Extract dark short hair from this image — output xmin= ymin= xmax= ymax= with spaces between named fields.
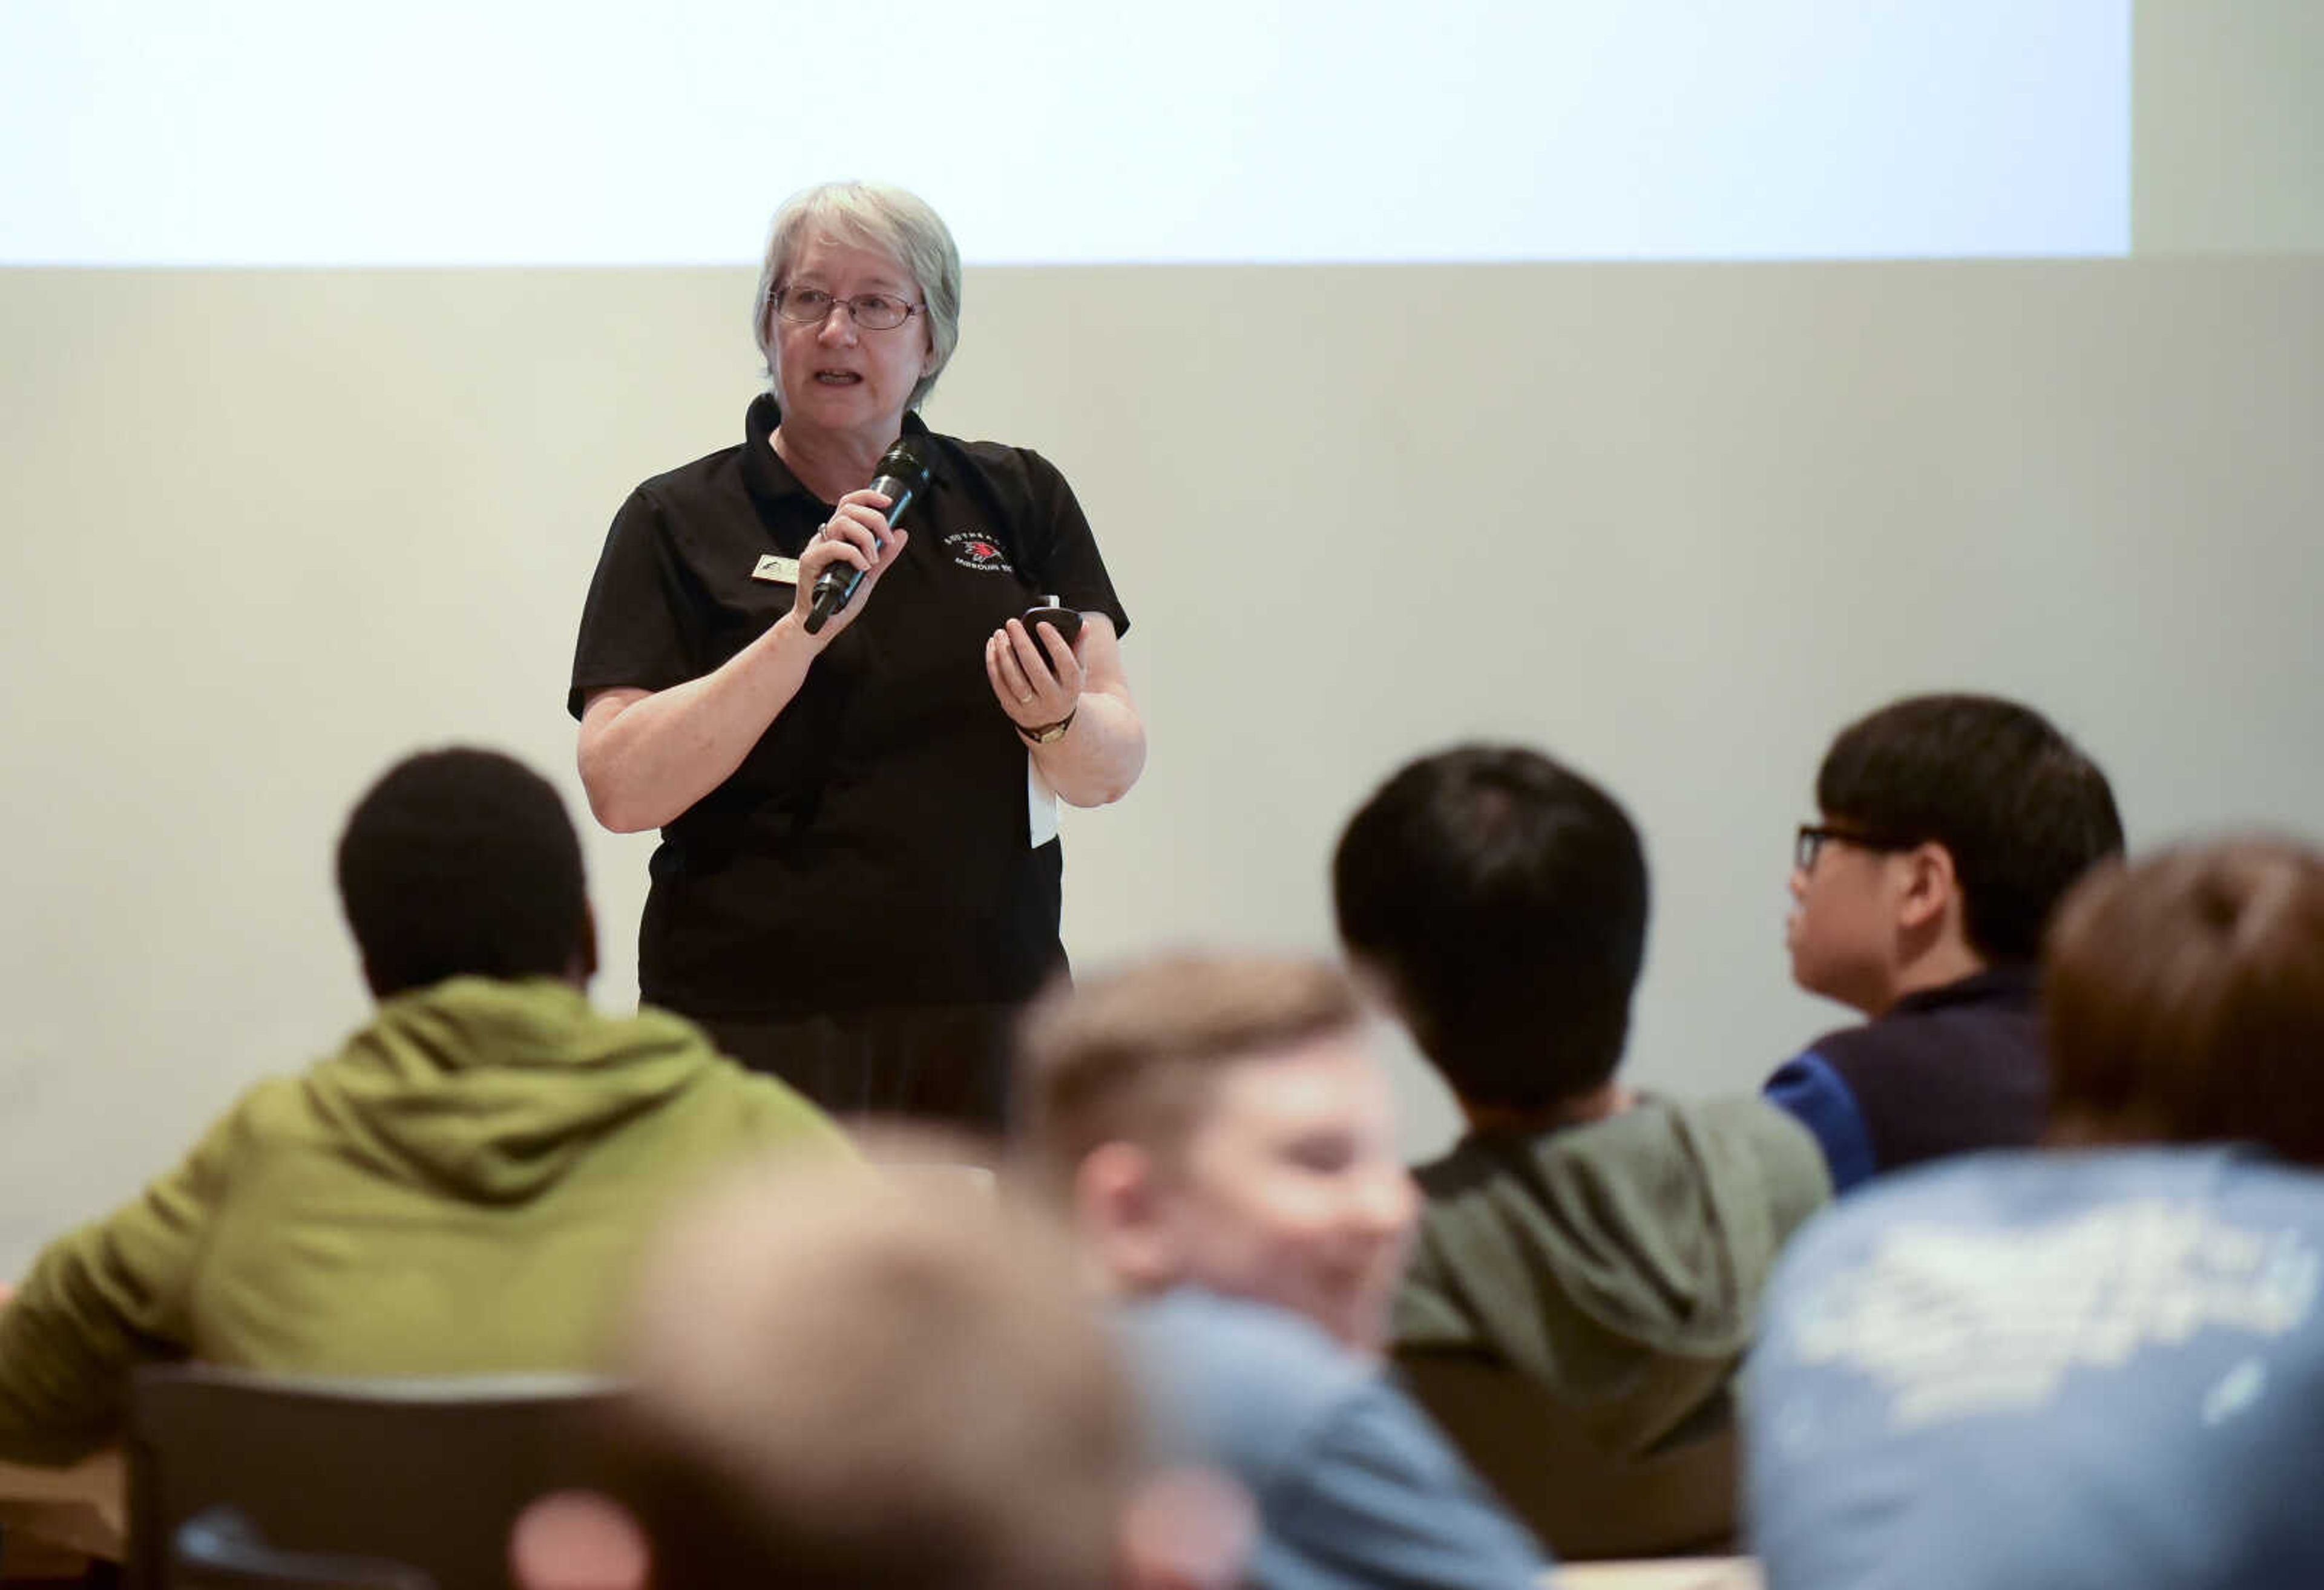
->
xmin=335 ymin=747 xmax=588 ymax=998
xmin=1816 ymin=694 xmax=2122 ymax=963
xmin=1015 ymin=953 xmax=1366 ymax=1191
xmin=2046 ymin=838 xmax=2324 ymax=1165
xmin=1332 ymin=745 xmax=1648 ymax=1110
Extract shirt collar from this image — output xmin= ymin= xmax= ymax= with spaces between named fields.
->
xmin=739 ymin=393 xmax=940 ymax=516
xmin=1890 ymin=962 xmax=2039 ymax=1017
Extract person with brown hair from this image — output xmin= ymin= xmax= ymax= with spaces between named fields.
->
xmin=1744 ymin=837 xmax=2324 ymax=1589
xmin=2043 ymin=842 xmax=2324 ymax=1159
xmin=1016 ymin=952 xmax=1547 ymax=1590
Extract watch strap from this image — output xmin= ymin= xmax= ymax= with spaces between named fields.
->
xmin=1019 ymin=706 xmax=1078 ymax=745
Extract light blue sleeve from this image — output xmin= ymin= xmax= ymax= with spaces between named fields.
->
xmin=1765 ymin=1050 xmax=1878 ymax=1193
xmin=1258 ymin=1377 xmax=1548 ymax=1590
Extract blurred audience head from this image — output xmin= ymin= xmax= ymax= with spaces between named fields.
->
xmin=1016 ymin=952 xmax=1417 ymax=1354
xmin=514 ymin=1151 xmax=1247 ymax=1590
xmin=336 ymin=747 xmax=593 ymax=999
xmin=2046 ymin=837 xmax=2324 ymax=1163
xmin=1333 ymin=744 xmax=1649 ymax=1111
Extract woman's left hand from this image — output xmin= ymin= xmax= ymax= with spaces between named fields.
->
xmin=986 ymin=617 xmax=1084 ymax=733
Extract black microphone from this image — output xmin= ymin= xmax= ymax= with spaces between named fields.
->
xmin=805 ymin=440 xmax=933 ymax=635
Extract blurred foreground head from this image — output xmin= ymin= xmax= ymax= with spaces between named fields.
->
xmin=2047 ymin=837 xmax=2324 ymax=1162
xmin=515 ymin=1151 xmax=1246 ymax=1590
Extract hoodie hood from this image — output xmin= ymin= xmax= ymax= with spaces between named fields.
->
xmin=299 ymin=977 xmax=730 ymax=1204
xmin=1397 ymin=1095 xmax=1828 ymax=1419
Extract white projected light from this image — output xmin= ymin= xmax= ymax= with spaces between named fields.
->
xmin=2 ymin=0 xmax=2129 ymax=265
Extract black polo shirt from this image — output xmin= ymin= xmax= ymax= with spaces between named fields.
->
xmin=569 ymin=395 xmax=1129 ymax=1019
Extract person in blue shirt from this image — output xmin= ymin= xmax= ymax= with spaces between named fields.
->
xmin=1015 ymin=953 xmax=1549 ymax=1590
xmin=1765 ymin=693 xmax=2122 ymax=1191
xmin=1745 ymin=836 xmax=2324 ymax=1589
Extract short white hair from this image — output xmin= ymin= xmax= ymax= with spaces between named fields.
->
xmin=752 ymin=180 xmax=963 ymax=413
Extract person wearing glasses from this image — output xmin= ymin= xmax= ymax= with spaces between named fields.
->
xmin=1745 ymin=837 xmax=2324 ymax=1589
xmin=569 ymin=180 xmax=1144 ymax=1135
xmin=1765 ymin=693 xmax=2123 ymax=1193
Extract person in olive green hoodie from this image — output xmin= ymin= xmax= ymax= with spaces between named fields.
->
xmin=1332 ymin=745 xmax=1831 ymax=1559
xmin=0 ymin=747 xmax=847 ymax=1465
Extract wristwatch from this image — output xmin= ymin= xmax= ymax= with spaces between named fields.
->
xmin=1019 ymin=707 xmax=1078 ymax=745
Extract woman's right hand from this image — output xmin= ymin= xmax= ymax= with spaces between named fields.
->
xmin=794 ymin=487 xmax=908 ymax=643
xmin=579 ymin=486 xmax=910 ymax=833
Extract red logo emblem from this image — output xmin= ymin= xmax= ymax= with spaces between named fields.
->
xmin=945 ymin=530 xmax=1014 ymax=574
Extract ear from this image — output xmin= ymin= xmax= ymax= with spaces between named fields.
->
xmin=508 ymin=1491 xmax=650 ymax=1590
xmin=1895 ymin=842 xmax=1960 ymax=932
xmin=1072 ymin=1140 xmax=1182 ymax=1294
xmin=1117 ymin=1467 xmax=1257 ymax=1590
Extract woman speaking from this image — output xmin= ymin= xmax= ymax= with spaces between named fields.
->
xmin=568 ymin=181 xmax=1144 ymax=1133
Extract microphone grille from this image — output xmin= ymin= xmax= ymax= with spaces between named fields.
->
xmin=877 ymin=439 xmax=933 ymax=487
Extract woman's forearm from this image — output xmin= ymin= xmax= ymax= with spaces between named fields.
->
xmin=577 ymin=615 xmax=822 ymax=833
xmin=580 ymin=500 xmax=906 ymax=833
xmin=1032 ymin=685 xmax=1146 ymax=808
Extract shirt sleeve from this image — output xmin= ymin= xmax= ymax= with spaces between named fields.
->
xmin=1262 ymin=1378 xmax=1549 ymax=1589
xmin=567 ymin=486 xmax=707 ymax=719
xmin=0 ymin=1106 xmax=243 ymax=1463
xmin=1765 ymin=1050 xmax=1879 ymax=1194
xmin=1017 ymin=451 xmax=1130 ymax=639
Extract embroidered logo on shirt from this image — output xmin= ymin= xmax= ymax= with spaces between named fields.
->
xmin=944 ymin=530 xmax=1014 ymax=574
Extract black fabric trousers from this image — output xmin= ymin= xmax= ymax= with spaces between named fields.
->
xmin=698 ymin=1003 xmax=1017 ymax=1137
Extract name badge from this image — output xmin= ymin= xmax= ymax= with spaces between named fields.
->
xmin=751 ymin=554 xmax=800 ymax=586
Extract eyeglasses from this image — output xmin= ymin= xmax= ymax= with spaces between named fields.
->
xmin=772 ymin=286 xmax=923 ymax=332
xmin=1794 ymin=824 xmax=1920 ymax=872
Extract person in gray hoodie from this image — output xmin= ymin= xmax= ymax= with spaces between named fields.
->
xmin=1333 ymin=745 xmax=1830 ymax=1558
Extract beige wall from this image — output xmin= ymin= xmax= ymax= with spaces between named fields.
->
xmin=5 ymin=257 xmax=2322 ymax=1268
xmin=2135 ymin=0 xmax=2324 ymax=250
